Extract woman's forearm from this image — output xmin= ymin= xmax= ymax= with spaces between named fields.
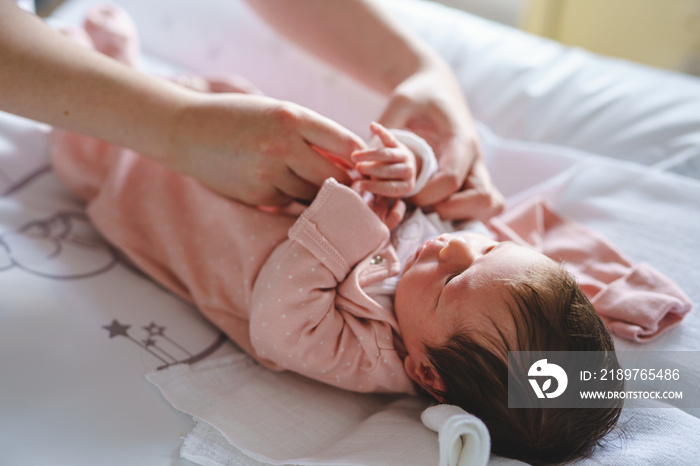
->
xmin=244 ymin=0 xmax=443 ymax=94
xmin=0 ymin=1 xmax=191 ymax=161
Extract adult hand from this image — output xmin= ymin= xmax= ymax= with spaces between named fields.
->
xmin=378 ymin=65 xmax=504 ymax=221
xmin=0 ymin=1 xmax=365 ymax=208
xmin=243 ymin=0 xmax=503 ymax=216
xmin=165 ymin=92 xmax=366 ymax=206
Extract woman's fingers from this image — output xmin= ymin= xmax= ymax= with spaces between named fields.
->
xmin=434 ymin=188 xmax=503 ymax=221
xmin=376 ymin=93 xmax=414 ymax=130
xmin=433 ymin=159 xmax=504 ymax=221
xmin=410 ymin=134 xmax=473 ymax=206
xmin=270 ymin=103 xmax=368 ymax=189
xmin=287 ymin=143 xmax=353 ymax=187
xmin=274 ymin=165 xmax=322 ymax=203
xmin=295 ymin=106 xmax=366 ymax=170
xmin=410 ymin=170 xmax=461 ymax=206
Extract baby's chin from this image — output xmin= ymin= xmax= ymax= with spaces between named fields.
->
xmin=393 ymin=280 xmax=407 ymax=307
xmin=392 ymin=283 xmax=411 ymax=323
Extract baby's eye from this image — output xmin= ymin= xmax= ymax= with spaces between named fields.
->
xmin=484 ymin=244 xmax=497 ymax=254
xmin=445 ymin=274 xmax=459 ymax=285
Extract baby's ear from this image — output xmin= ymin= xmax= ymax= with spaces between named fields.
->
xmin=404 ymin=354 xmax=447 ymax=402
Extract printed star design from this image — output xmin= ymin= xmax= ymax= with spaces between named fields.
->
xmin=143 ymin=322 xmax=166 ymax=336
xmin=102 ymin=319 xmax=131 ymax=338
xmin=142 ymin=338 xmax=156 ymax=347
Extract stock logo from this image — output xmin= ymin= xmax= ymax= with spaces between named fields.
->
xmin=528 ymin=359 xmax=568 ymax=399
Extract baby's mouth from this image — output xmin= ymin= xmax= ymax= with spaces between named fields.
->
xmin=403 ymin=236 xmax=444 ymax=273
xmin=402 ymin=241 xmax=426 ymax=273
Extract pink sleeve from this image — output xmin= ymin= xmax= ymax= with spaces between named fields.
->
xmin=250 ymin=179 xmax=415 ymax=393
xmin=488 ymin=197 xmax=692 ymax=342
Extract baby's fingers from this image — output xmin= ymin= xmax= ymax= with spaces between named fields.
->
xmin=355 ymin=161 xmax=414 ymax=181
xmin=352 ymin=147 xmax=409 ymax=164
xmin=369 ymin=121 xmax=399 ymax=148
xmin=385 ymin=198 xmax=406 ymax=230
xmin=356 ymin=179 xmax=414 ymax=198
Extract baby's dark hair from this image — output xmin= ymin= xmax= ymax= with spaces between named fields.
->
xmin=424 ymin=264 xmax=623 ymax=464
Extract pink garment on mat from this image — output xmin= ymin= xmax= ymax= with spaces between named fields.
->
xmin=51 ymin=129 xmax=691 ymax=394
xmin=488 ymin=199 xmax=691 ymax=342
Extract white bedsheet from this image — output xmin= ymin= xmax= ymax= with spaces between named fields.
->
xmin=1 ymin=0 xmax=699 ymax=465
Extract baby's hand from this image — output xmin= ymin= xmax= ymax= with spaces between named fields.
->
xmin=367 ymin=195 xmax=406 ymax=231
xmin=351 ymin=122 xmax=419 ymax=198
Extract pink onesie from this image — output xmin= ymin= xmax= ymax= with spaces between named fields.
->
xmin=50 ymin=130 xmax=691 ymax=394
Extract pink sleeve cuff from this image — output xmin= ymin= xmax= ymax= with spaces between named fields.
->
xmin=289 ymin=178 xmax=389 ymax=280
xmin=591 ymin=262 xmax=692 ymax=342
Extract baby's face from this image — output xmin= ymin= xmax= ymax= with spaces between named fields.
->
xmin=395 ymin=233 xmax=554 ymax=366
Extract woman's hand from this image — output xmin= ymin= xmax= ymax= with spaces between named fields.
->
xmin=243 ymin=0 xmax=503 ymax=218
xmin=379 ymin=64 xmax=504 ymax=221
xmin=164 ymin=92 xmax=366 ymax=206
xmin=351 ymin=122 xmax=418 ymax=198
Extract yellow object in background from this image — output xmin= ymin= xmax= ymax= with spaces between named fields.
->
xmin=524 ymin=0 xmax=700 ymax=75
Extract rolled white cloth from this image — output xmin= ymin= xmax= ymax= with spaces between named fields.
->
xmin=390 ymin=129 xmax=438 ymax=197
xmin=421 ymin=404 xmax=491 ymax=466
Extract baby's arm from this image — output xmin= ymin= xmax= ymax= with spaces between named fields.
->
xmin=352 ymin=122 xmax=437 ymax=199
xmin=249 ymin=179 xmax=414 ymax=394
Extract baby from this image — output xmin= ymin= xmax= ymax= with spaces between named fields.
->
xmin=51 ymin=5 xmax=645 ymax=464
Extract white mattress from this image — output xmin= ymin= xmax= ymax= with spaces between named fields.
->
xmin=1 ymin=0 xmax=699 ymax=465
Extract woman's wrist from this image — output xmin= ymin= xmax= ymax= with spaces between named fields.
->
xmin=150 ymin=86 xmax=203 ymax=173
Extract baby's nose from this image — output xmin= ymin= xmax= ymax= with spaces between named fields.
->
xmin=438 ymin=237 xmax=476 ymax=266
